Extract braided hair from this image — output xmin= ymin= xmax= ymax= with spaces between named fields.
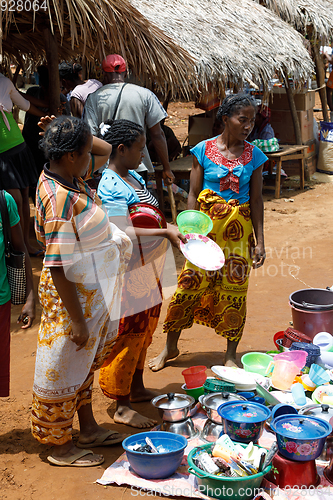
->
xmin=97 ymin=119 xmax=144 ymax=158
xmin=39 ymin=116 xmax=91 ymax=161
xmin=216 ymin=94 xmax=257 ymax=121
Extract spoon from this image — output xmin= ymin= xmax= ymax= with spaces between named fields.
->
xmin=145 ymin=436 xmax=159 ymax=453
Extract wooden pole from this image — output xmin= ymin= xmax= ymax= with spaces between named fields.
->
xmin=311 ymin=41 xmax=329 ymax=122
xmin=42 ymin=27 xmax=60 ymax=116
xmin=283 ymin=74 xmax=302 ymax=144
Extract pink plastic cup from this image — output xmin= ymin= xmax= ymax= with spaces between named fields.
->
xmin=181 ymin=366 xmax=207 ymax=389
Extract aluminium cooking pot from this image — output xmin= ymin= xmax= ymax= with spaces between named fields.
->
xmin=298 ymin=404 xmax=333 ymax=461
xmin=151 ymin=393 xmax=195 ymax=422
xmin=201 ymin=392 xmax=246 ymax=424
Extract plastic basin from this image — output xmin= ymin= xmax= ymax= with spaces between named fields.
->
xmin=122 ymin=431 xmax=187 ymax=479
xmin=177 ymin=210 xmax=213 ymax=236
xmin=182 ymin=365 xmax=207 ymax=389
xmin=188 ymin=443 xmax=271 ymax=500
xmin=181 ymin=383 xmax=204 ymax=401
xmin=241 ymin=352 xmax=273 ymax=376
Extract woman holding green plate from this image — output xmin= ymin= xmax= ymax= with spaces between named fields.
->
xmin=149 ymin=94 xmax=267 ymax=371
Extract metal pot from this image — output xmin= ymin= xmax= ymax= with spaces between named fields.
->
xmin=201 ymin=392 xmax=246 ymax=424
xmin=160 ymin=417 xmax=198 ymax=439
xmin=218 ymin=401 xmax=271 ymax=444
xmin=271 ymin=414 xmax=332 ymax=461
xmin=151 ymin=393 xmax=195 ymax=422
xmin=201 ymin=419 xmax=224 ymax=442
xmin=289 ymin=288 xmax=333 ymax=339
xmin=299 ymin=404 xmax=333 ymax=461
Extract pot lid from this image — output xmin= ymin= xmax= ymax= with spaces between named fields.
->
xmin=202 ymin=392 xmax=246 ymax=410
xmin=299 ymin=404 xmax=333 ymax=426
xmin=217 ymin=401 xmax=271 ymax=423
xmin=271 ymin=414 xmax=332 ymax=439
xmin=151 ymin=393 xmax=194 ymax=410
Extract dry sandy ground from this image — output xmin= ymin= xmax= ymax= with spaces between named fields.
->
xmin=1 ymin=103 xmax=333 ymax=500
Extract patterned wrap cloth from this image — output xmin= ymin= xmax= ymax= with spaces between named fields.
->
xmin=31 ymin=170 xmax=132 ymax=445
xmin=163 ymin=189 xmax=254 ymax=342
xmin=99 ymin=236 xmax=168 ymax=400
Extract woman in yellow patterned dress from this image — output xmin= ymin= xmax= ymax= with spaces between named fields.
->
xmin=149 ymin=94 xmax=267 ymax=372
xmin=31 ymin=116 xmax=132 ymax=467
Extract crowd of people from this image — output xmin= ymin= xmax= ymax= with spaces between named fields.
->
xmin=0 ymin=55 xmax=267 ymax=467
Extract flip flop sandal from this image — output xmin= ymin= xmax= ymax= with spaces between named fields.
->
xmin=47 ymin=449 xmax=104 ymax=467
xmin=76 ymin=430 xmax=127 ymax=448
xmin=29 ymin=249 xmax=44 ymax=257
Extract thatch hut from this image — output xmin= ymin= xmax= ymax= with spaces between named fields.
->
xmin=0 ymin=0 xmax=196 ymax=112
xmin=130 ymin=0 xmax=314 ymax=92
xmin=255 ymin=0 xmax=333 ymax=122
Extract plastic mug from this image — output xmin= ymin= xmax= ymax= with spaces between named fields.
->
xmin=274 ymin=350 xmax=308 ymax=369
xmin=271 ymin=359 xmax=302 ymax=391
xmin=291 ymin=383 xmax=307 ymax=406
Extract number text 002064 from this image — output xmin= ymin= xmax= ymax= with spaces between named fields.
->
xmin=1 ymin=0 xmax=48 ymax=11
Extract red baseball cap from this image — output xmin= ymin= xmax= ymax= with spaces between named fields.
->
xmin=102 ymin=54 xmax=127 ymax=73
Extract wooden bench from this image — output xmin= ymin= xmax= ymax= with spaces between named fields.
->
xmin=265 ymin=144 xmax=307 ymax=199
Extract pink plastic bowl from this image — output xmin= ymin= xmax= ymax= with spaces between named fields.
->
xmin=182 ymin=366 xmax=207 ymax=389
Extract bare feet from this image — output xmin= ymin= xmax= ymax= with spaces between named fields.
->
xmin=130 ymin=388 xmax=159 ymax=403
xmin=148 ymin=347 xmax=179 ymax=372
xmin=114 ymin=406 xmax=157 ymax=428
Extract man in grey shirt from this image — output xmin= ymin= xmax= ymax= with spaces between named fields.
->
xmin=84 ymin=54 xmax=175 ymax=185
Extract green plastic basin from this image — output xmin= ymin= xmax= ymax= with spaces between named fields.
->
xmin=188 ymin=443 xmax=271 ymax=500
xmin=176 ymin=210 xmax=213 ymax=236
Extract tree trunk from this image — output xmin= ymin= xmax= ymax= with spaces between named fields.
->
xmin=311 ymin=41 xmax=329 ymax=122
xmin=42 ymin=27 xmax=60 ymax=116
xmin=283 ymin=75 xmax=302 ymax=144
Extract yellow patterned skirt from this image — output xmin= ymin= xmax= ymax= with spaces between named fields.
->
xmin=163 ymin=189 xmax=254 ymax=342
xmin=99 ymin=238 xmax=167 ymax=400
xmin=31 ymin=230 xmax=132 ymax=445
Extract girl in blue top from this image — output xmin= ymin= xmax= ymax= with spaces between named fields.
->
xmin=97 ymin=119 xmax=186 ymax=429
xmin=149 ymin=94 xmax=267 ymax=372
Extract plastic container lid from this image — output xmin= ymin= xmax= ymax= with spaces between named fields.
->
xmin=271 ymin=414 xmax=332 ymax=439
xmin=217 ymin=401 xmax=271 ymax=423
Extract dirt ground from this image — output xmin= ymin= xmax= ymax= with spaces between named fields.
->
xmin=1 ymin=101 xmax=333 ymax=500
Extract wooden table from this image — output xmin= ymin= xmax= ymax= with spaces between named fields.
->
xmin=155 ymin=155 xmax=193 ymax=215
xmin=265 ymin=144 xmax=307 ymax=199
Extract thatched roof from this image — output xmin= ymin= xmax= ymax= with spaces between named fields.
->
xmin=0 ymin=0 xmax=196 ymax=96
xmin=130 ymin=0 xmax=314 ymax=90
xmin=254 ymin=0 xmax=333 ymax=39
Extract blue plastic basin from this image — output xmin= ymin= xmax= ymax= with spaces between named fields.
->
xmin=122 ymin=431 xmax=187 ymax=479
